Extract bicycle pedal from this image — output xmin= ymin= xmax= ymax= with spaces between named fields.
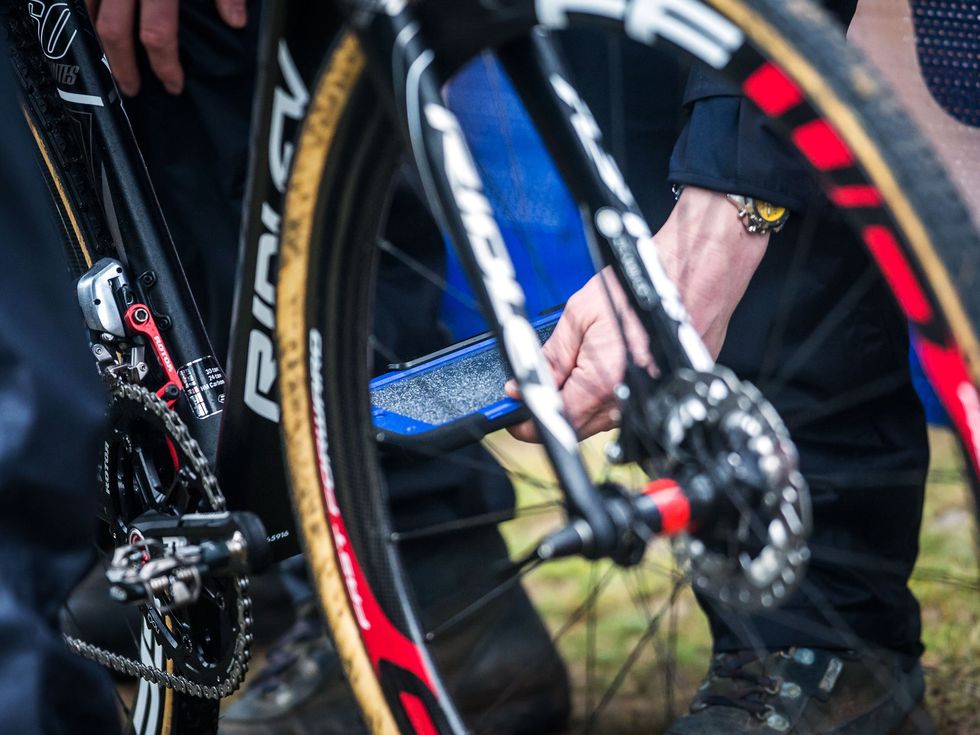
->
xmin=370 ymin=312 xmax=560 ymax=450
xmin=107 ymin=510 xmax=271 ymax=611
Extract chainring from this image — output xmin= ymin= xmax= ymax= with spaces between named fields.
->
xmin=64 ymin=381 xmax=251 ymax=698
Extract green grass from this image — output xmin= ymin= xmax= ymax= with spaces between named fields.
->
xmin=490 ymin=428 xmax=980 ymax=733
xmin=911 ymin=430 xmax=980 ymax=734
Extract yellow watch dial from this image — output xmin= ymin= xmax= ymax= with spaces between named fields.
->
xmin=754 ymin=200 xmax=787 ymax=223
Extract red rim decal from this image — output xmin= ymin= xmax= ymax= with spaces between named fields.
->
xmin=399 ymin=692 xmax=440 ymax=735
xmin=791 ymin=119 xmax=854 ymax=171
xmin=863 ymin=225 xmax=933 ymax=323
xmin=742 ymin=62 xmax=803 ymax=116
xmin=309 ymin=407 xmax=436 ymax=689
xmin=830 ymin=184 xmax=883 ymax=208
xmin=914 ymin=335 xmax=980 ymax=476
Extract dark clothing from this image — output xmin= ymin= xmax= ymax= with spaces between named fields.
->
xmin=0 ymin=34 xmax=119 ymax=734
xmin=562 ymin=14 xmax=927 ymax=657
xmin=712 ymin=208 xmax=927 ymax=656
xmin=663 ymin=0 xmax=928 ymax=656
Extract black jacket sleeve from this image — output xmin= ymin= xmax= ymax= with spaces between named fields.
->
xmin=668 ymin=0 xmax=858 ymax=211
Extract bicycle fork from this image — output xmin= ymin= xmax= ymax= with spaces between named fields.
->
xmin=345 ymin=1 xmax=780 ymax=566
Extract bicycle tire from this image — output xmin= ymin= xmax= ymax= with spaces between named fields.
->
xmin=4 ymin=11 xmax=222 ymax=735
xmin=278 ymin=3 xmax=980 ymax=733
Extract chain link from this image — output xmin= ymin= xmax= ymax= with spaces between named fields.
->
xmin=63 ymin=381 xmax=252 ymax=699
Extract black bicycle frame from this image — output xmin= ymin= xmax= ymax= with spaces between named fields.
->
xmin=14 ymin=0 xmax=713 ymax=563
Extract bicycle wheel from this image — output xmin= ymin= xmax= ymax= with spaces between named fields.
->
xmin=5 ymin=11 xmax=226 ymax=735
xmin=277 ymin=3 xmax=980 ymax=733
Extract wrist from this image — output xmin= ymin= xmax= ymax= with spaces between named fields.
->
xmin=654 ymin=186 xmax=770 ymax=357
xmin=673 ymin=185 xmax=789 ymax=235
xmin=667 ymin=186 xmax=768 ymax=246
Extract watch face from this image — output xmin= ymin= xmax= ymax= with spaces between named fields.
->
xmin=753 ymin=199 xmax=788 ymax=224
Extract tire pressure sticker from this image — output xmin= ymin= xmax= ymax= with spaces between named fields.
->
xmin=178 ymin=356 xmax=226 ymax=419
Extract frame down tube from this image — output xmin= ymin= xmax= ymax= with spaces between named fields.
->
xmin=351 ymin=4 xmax=618 ymax=557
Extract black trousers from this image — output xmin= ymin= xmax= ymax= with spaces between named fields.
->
xmin=0 ymin=34 xmax=119 ymax=734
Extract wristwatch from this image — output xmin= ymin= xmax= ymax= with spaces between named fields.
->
xmin=725 ymin=194 xmax=790 ymax=234
xmin=672 ymin=185 xmax=790 ymax=235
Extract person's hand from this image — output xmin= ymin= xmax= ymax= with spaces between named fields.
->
xmin=505 ymin=186 xmax=771 ymax=442
xmin=86 ymin=0 xmax=247 ymax=96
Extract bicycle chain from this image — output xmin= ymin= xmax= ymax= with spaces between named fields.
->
xmin=63 ymin=381 xmax=253 ymax=700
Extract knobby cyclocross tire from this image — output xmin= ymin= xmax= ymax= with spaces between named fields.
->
xmin=5 ymin=11 xmax=221 ymax=735
xmin=278 ymin=2 xmax=980 ymax=734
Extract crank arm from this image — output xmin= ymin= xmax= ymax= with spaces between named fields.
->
xmin=126 ymin=510 xmax=272 ymax=574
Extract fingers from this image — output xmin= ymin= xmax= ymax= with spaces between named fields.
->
xmin=505 ymin=365 xmax=617 ymax=444
xmin=139 ymin=0 xmax=182 ymax=94
xmin=94 ymin=0 xmax=140 ymax=96
xmin=506 ymin=417 xmax=539 ymax=443
xmin=214 ymin=0 xmax=247 ymax=28
xmin=93 ymin=0 xmax=246 ymax=98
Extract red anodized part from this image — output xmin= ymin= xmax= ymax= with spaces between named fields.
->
xmin=643 ymin=478 xmax=692 ymax=535
xmin=123 ymin=303 xmax=183 ymax=406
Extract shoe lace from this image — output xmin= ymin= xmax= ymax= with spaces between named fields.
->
xmin=696 ymin=652 xmax=782 ymax=719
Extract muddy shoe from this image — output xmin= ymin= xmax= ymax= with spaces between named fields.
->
xmin=668 ymin=647 xmax=932 ymax=735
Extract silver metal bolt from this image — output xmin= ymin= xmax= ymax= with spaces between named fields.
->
xmin=708 ymin=379 xmax=729 ymax=403
xmin=767 ymin=712 xmax=791 ymax=731
xmin=794 ymin=648 xmax=816 ymax=665
xmin=613 ymin=383 xmax=630 ymax=401
xmin=781 ymin=681 xmax=802 ymax=699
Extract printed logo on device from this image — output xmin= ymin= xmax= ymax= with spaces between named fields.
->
xmin=177 ymin=356 xmax=226 ymax=420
